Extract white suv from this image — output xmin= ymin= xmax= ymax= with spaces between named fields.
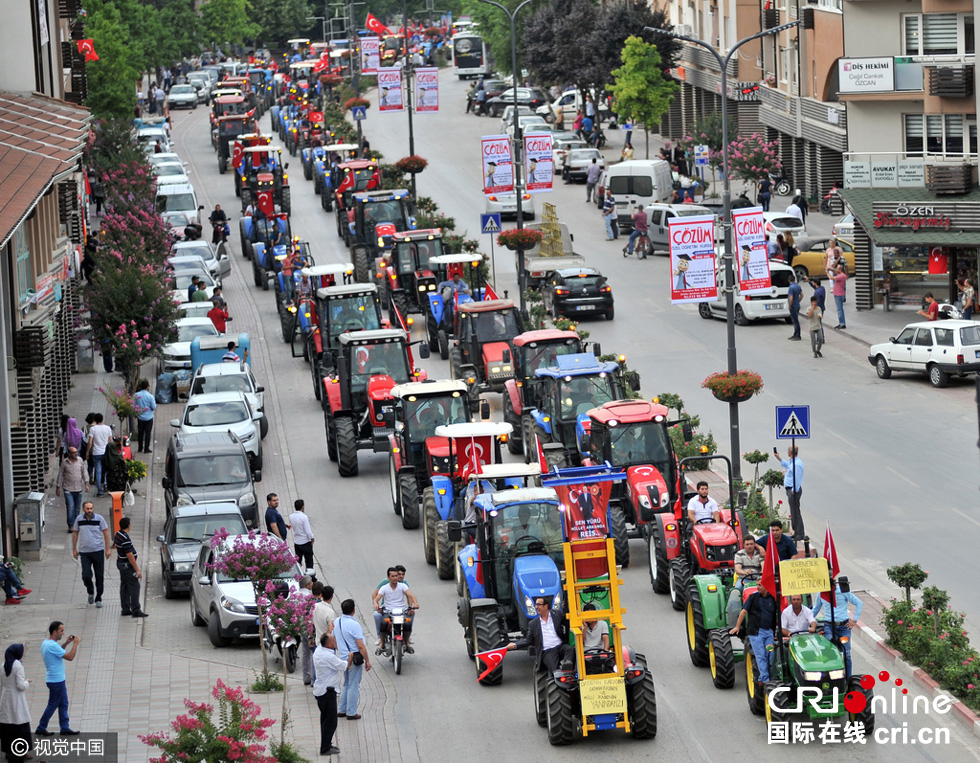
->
xmin=171 ymin=391 xmax=263 ymax=469
xmin=189 ymin=362 xmax=268 ymax=438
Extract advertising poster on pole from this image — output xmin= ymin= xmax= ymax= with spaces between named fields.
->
xmin=377 ymin=68 xmax=403 ymax=112
xmin=481 ymin=135 xmax=514 ymax=197
xmin=552 ymin=482 xmax=613 ymax=540
xmin=731 ymin=206 xmax=772 ymax=295
xmin=360 ymin=37 xmax=380 ymax=74
xmin=668 ymin=214 xmax=718 ymax=304
xmin=414 ymin=67 xmax=439 ymax=112
xmin=523 ymin=132 xmax=553 ymax=193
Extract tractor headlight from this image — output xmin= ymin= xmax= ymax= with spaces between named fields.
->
xmin=490 ymin=366 xmax=500 ymax=374
xmin=803 ymin=671 xmax=823 ymax=682
xmin=418 ymin=285 xmax=426 ymax=292
xmin=638 ymin=494 xmax=651 ymax=508
xmin=523 ymin=596 xmax=536 ymax=617
xmin=552 ymin=592 xmax=562 ymax=610
xmin=829 ymin=669 xmax=845 ymax=680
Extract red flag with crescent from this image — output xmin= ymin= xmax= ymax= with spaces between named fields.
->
xmin=475 ymin=648 xmax=507 ymax=681
xmin=484 ymin=282 xmax=499 ymax=301
xmin=355 ymin=346 xmax=370 ymax=372
xmin=77 ymin=39 xmax=99 ymax=62
xmin=366 ymin=12 xmax=393 ymax=36
xmin=314 ymin=59 xmax=329 ymax=74
xmin=232 ymin=142 xmax=244 ymax=170
xmin=257 ymin=190 xmax=275 ymax=219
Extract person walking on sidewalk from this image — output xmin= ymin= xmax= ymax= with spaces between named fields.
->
xmin=313 ymin=633 xmax=348 ymax=756
xmin=335 ymin=599 xmax=371 ymax=721
xmin=0 ymin=643 xmax=33 ymax=763
xmin=0 ymin=565 xmax=31 ymax=606
xmin=585 ymin=158 xmax=601 ymax=204
xmin=72 ymin=502 xmax=111 ymax=607
xmin=829 ymin=262 xmax=848 ymax=329
xmin=114 ymin=517 xmax=148 ymax=619
xmin=775 ymin=446 xmax=805 ymax=539
xmin=602 ymin=189 xmax=617 ymax=240
xmin=807 ymin=296 xmax=824 ymax=358
xmin=35 ymin=622 xmax=80 ymax=737
xmin=288 ymin=499 xmax=315 ymax=577
xmin=56 ymin=446 xmax=88 ymax=531
xmin=296 ymin=576 xmax=315 ymax=686
xmin=86 ymin=413 xmax=113 ymax=496
xmin=264 ymin=493 xmax=289 ymax=541
xmin=787 ymin=273 xmax=803 ymax=341
xmin=132 ymin=378 xmax=156 ymax=454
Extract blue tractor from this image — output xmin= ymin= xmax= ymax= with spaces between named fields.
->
xmin=312 ymin=142 xmax=359 ymax=198
xmin=240 ymin=212 xmax=290 ymax=290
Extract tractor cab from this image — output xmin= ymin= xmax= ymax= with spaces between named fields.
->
xmin=422 ymin=253 xmax=487 ymax=356
xmin=213 ymin=108 xmax=255 ymax=174
xmin=451 ymin=299 xmax=524 ymax=398
xmin=212 ymin=94 xmax=248 ymax=121
xmin=380 ymin=229 xmax=446 ymax=318
xmin=231 ymin=133 xmax=273 ymax=195
xmin=306 ymin=283 xmax=386 ymax=383
xmin=348 ymin=190 xmax=417 ymax=283
xmin=239 ymin=146 xmax=290 ymax=214
xmin=316 ymin=144 xmax=365 ymax=203
xmin=328 ymin=158 xmax=381 ymax=215
xmin=240 ymin=212 xmax=290 ymax=290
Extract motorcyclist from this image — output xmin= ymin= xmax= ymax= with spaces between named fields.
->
xmin=209 ymin=204 xmax=229 ymax=245
xmin=373 ymin=567 xmax=420 ymax=654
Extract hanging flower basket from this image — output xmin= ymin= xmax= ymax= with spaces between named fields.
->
xmin=702 ymin=369 xmax=764 ymax=403
xmin=424 ymin=26 xmax=442 ymax=37
xmin=394 ymin=155 xmax=428 ymax=175
xmin=497 ymin=228 xmax=543 ymax=251
xmin=344 ymin=97 xmax=370 ymax=112
xmin=319 ymin=74 xmax=343 ymax=88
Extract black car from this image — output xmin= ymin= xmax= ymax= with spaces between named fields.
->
xmin=467 ymin=79 xmax=508 ymax=111
xmin=156 ymin=502 xmax=246 ymax=598
xmin=542 ymin=268 xmax=614 ymax=321
xmin=485 ymin=87 xmax=550 ymax=117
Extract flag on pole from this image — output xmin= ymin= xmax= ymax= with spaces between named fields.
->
xmin=759 ymin=530 xmax=778 ymax=597
xmin=483 ymin=282 xmax=499 ymax=300
xmin=365 ymin=12 xmax=393 ymax=36
xmin=475 ymin=647 xmax=508 ymax=681
xmin=821 ymin=522 xmax=840 ymax=605
xmin=536 ymin=433 xmax=549 ymax=475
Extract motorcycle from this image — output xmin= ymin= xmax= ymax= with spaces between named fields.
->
xmin=936 ymin=302 xmax=962 ymax=320
xmin=377 ymin=605 xmax=415 ymax=675
xmin=769 ymin=170 xmax=792 ymax=197
xmin=819 ymin=183 xmax=842 ymax=215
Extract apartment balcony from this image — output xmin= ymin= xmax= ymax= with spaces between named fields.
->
xmin=928 ymin=64 xmax=975 ymax=98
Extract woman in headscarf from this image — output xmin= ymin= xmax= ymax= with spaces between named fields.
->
xmin=0 ymin=644 xmax=33 ymax=763
xmin=64 ymin=417 xmax=85 ymax=458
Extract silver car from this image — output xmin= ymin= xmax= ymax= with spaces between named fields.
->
xmin=172 ymin=240 xmax=230 ymax=279
xmin=561 ymin=148 xmax=603 ymax=181
xmin=168 ymin=84 xmax=199 ymax=109
xmin=189 ymin=361 xmax=268 ymax=438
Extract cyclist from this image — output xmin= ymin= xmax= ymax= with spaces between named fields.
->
xmin=623 ymin=205 xmax=650 ymax=258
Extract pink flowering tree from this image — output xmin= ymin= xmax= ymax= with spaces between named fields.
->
xmin=140 ymin=679 xmax=277 ymax=763
xmin=263 ymin=588 xmax=316 ymax=747
xmin=725 ymin=133 xmax=782 ymax=184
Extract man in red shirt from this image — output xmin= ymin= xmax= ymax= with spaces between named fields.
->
xmin=208 ymin=300 xmax=231 ymax=333
xmin=917 ymin=292 xmax=939 ymax=321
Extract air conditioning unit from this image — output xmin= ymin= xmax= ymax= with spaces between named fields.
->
xmin=676 ymin=24 xmax=694 ymax=37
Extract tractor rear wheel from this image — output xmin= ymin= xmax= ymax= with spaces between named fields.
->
xmin=281 ymin=187 xmax=291 ymax=215
xmin=438 ymin=330 xmax=449 ymax=361
xmin=533 ymin=669 xmax=548 ymax=727
xmin=352 ymin=246 xmax=371 ymax=283
xmin=388 ymin=457 xmax=402 ymax=516
xmin=610 ymin=505 xmax=630 ymax=568
xmin=545 ymin=680 xmax=576 ymax=745
xmin=647 ymin=526 xmax=669 ymax=594
xmin=252 ymin=259 xmax=263 ymax=287
xmin=745 ymin=649 xmax=765 ymax=715
xmin=709 ymin=630 xmax=736 ymax=689
xmin=323 ymin=410 xmax=338 ymax=462
xmin=450 ymin=347 xmax=465 ymax=382
xmin=669 ymin=557 xmax=691 ymax=611
xmin=627 ymin=672 xmax=658 ymax=739
xmin=311 ymin=357 xmax=323 ymax=401
xmin=435 ymin=521 xmax=454 ymax=580
xmin=335 ymin=417 xmax=359 ymax=477
xmin=685 ymin=585 xmax=709 ymax=667
xmin=304 ymin=161 xmax=313 ymax=181
xmin=422 ymin=488 xmax=437 ymax=564
xmin=280 ymin=310 xmax=294 ymax=344
xmin=400 ymin=473 xmax=419 ymax=529
xmin=503 ymin=394 xmax=522 ymax=455
xmin=471 ymin=609 xmax=503 ymax=686
xmin=847 ymin=675 xmax=875 ymax=734
xmin=392 ymin=292 xmax=410 ymax=322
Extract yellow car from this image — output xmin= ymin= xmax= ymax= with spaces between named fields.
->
xmin=791 ymin=237 xmax=855 ymax=281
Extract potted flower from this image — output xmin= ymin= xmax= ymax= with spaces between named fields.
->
xmin=497 ymin=228 xmax=543 ymax=251
xmin=344 ymin=96 xmax=371 ymax=112
xmin=394 ymin=155 xmax=428 ymax=175
xmin=319 ymin=73 xmax=343 ymax=88
xmin=701 ymin=369 xmax=764 ymax=403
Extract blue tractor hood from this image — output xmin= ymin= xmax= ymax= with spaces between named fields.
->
xmin=512 ymin=553 xmax=561 ymax=604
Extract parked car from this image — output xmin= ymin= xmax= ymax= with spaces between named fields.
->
xmin=156 ymin=182 xmax=203 ymax=226
xmin=561 ymin=148 xmax=603 ymax=181
xmin=763 ymin=211 xmax=806 ymax=239
xmin=698 ymin=259 xmax=794 ymax=325
xmin=833 ymin=213 xmax=855 ymax=238
xmin=153 ymin=162 xmax=191 ymax=187
xmin=467 ymin=78 xmax=507 ymax=111
xmin=171 ymin=391 xmax=263 ymax=469
xmin=497 ymin=104 xmax=536 ymax=132
xmin=149 ymin=152 xmax=184 ymax=168
xmin=189 ymin=533 xmax=301 ymax=647
xmin=506 ymin=115 xmax=548 ymax=139
xmin=790 ymin=237 xmax=855 ymax=281
xmin=137 ymin=125 xmax=170 ymax=153
xmin=177 ymin=302 xmax=215 ymax=321
xmin=172 ymin=239 xmax=230 ymax=279
xmin=552 ymin=137 xmax=587 ymax=168
xmin=161 ymin=317 xmax=220 ymax=373
xmin=485 ymin=87 xmax=550 ymax=117
xmin=168 ymin=84 xmax=199 ymax=109
xmin=189 ymin=362 xmax=267 ymax=438
xmin=541 ymin=267 xmax=615 ymax=320
xmin=186 ymin=72 xmax=212 ymax=102
xmin=162 ymin=431 xmax=261 ymax=520
xmin=169 ymin=267 xmax=218 ymax=304
xmin=868 ymin=320 xmax=980 ymax=387
xmin=157 ymin=502 xmax=246 ymax=597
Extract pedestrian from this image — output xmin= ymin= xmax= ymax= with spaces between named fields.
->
xmin=623 ymin=118 xmax=633 ymax=147
xmin=962 ymin=278 xmax=976 ymax=320
xmin=83 ymin=412 xmax=97 ymax=484
xmin=153 ymin=139 xmax=163 ymax=154
xmin=729 ymin=586 xmax=776 ymax=682
xmin=784 ymin=232 xmax=798 ymax=266
xmin=208 ymin=300 xmax=231 ymax=333
xmin=465 ymin=82 xmax=475 ymax=113
xmin=155 ymin=84 xmax=166 ymax=114
xmin=572 ymin=110 xmax=584 ymax=140
xmin=757 ymin=175 xmax=772 ymax=211
xmin=811 ymin=577 xmax=862 ymax=677
xmin=621 ymin=142 xmax=634 ymax=162
xmin=335 ymin=599 xmax=371 ymax=721
xmin=824 ymin=238 xmax=843 ymax=274
xmin=804 ymin=275 xmax=826 ymax=312
xmin=807 ymin=296 xmax=824 ymax=358
xmin=917 ymin=292 xmax=939 ymax=321
xmin=313 ymin=633 xmax=348 ymax=756
xmin=72 ymin=501 xmax=111 ymax=607
xmin=100 ymin=339 xmax=113 ymax=374
xmin=289 ymin=499 xmax=315 ymax=576
xmin=475 ymin=82 xmax=486 ymax=115
xmin=580 ymin=113 xmax=594 ymax=147
xmin=187 ymin=275 xmax=200 ymax=302
xmin=313 ymin=583 xmax=337 ymax=647
xmin=785 ymin=198 xmax=804 ymax=230
xmin=673 ymin=144 xmax=688 ymax=176
xmin=775 ymin=446 xmax=805 ymax=539
xmin=35 ymin=621 xmax=80 ymax=737
xmin=296 ymin=576 xmax=315 ymax=685
xmin=0 ymin=644 xmax=33 ymax=763
xmin=602 ymin=189 xmax=617 ymax=241
xmin=0 ymin=564 xmax=31 ymax=606
xmin=211 ymin=286 xmax=226 ymax=309
xmin=792 ymin=189 xmax=809 ymax=226
xmin=113 ymin=516 xmax=148 ymax=618
xmin=787 ymin=273 xmax=803 ymax=341
xmin=132 ymin=378 xmax=156 ymax=454
xmin=222 ymin=340 xmax=248 ymax=363
xmin=585 ymin=158 xmax=601 ymax=204
xmin=830 ymin=263 xmax=847 ymax=329
xmin=55 ymin=442 xmax=88 ymax=532
xmin=85 ymin=413 xmax=113 ymax=496
xmin=264 ymin=493 xmax=289 ymax=541
xmin=765 ymin=234 xmax=780 ymax=261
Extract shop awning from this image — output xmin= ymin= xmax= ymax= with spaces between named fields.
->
xmin=838 ymin=186 xmax=980 ymax=248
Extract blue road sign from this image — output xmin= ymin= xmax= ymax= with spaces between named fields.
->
xmin=480 ymin=213 xmax=502 ymax=235
xmin=775 ymin=405 xmax=810 ymax=440
xmin=694 ymin=144 xmax=709 ymax=167
xmin=351 ymin=106 xmax=367 ymax=121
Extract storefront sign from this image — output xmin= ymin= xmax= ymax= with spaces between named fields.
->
xmin=668 ymin=215 xmax=718 ymax=304
xmin=731 ymin=206 xmax=772 ymax=296
xmin=871 ymin=160 xmax=897 ymax=188
xmin=897 ymin=160 xmax=925 ymax=187
xmin=873 ymin=204 xmax=952 ymax=232
xmin=838 ymin=57 xmax=894 ymax=93
xmin=843 ymin=161 xmax=871 ymax=188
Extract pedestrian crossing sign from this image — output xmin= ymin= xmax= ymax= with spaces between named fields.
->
xmin=775 ymin=405 xmax=810 ymax=439
xmin=480 ymin=213 xmax=501 ymax=234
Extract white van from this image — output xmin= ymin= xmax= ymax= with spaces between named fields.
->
xmin=156 ymin=183 xmax=203 ymax=226
xmin=606 ymin=160 xmax=673 ymax=227
xmin=643 ymin=203 xmax=719 ymax=252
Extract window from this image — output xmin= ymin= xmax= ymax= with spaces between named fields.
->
xmin=13 ymin=227 xmax=31 ymax=304
xmin=895 ymin=328 xmax=915 ymax=345
xmin=904 ymin=13 xmax=973 ymax=56
xmin=934 ymin=328 xmax=955 ymax=347
xmin=914 ymin=329 xmax=934 ymax=346
xmin=904 ymin=114 xmax=971 ymax=155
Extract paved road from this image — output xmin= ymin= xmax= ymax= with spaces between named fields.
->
xmin=158 ymin=70 xmax=980 ymax=762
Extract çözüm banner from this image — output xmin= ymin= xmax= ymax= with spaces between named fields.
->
xmin=524 ymin=132 xmax=553 ymax=194
xmin=551 ymin=481 xmax=613 ymax=541
xmin=731 ymin=206 xmax=773 ymax=295
xmin=481 ymin=134 xmax=514 ymax=196
xmin=377 ymin=68 xmax=403 ymax=112
xmin=668 ymin=214 xmax=718 ymax=304
xmin=360 ymin=37 xmax=380 ymax=74
xmin=414 ymin=67 xmax=439 ymax=112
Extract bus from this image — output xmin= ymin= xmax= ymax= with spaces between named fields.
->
xmin=452 ymin=34 xmax=490 ymax=79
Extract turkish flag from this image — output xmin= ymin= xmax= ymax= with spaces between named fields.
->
xmin=77 ymin=39 xmax=99 ymax=62
xmin=313 ymin=59 xmax=328 ymax=74
xmin=759 ymin=530 xmax=779 ymax=599
xmin=821 ymin=522 xmax=840 ymax=606
xmin=536 ymin=433 xmax=549 ymax=475
xmin=366 ymin=12 xmax=393 ymax=36
xmin=484 ymin=282 xmax=499 ymax=300
xmin=928 ymin=247 xmax=948 ymax=274
xmin=257 ymin=190 xmax=274 ymax=219
xmin=232 ymin=142 xmax=244 ymax=170
xmin=475 ymin=647 xmax=507 ymax=681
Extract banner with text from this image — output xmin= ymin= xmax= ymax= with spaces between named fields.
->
xmin=377 ymin=68 xmax=403 ymax=112
xmin=551 ymin=481 xmax=613 ymax=541
xmin=524 ymin=132 xmax=553 ymax=194
xmin=360 ymin=37 xmax=380 ymax=74
xmin=731 ymin=206 xmax=772 ymax=295
xmin=414 ymin=67 xmax=439 ymax=112
xmin=481 ymin=135 xmax=514 ymax=196
xmin=668 ymin=215 xmax=718 ymax=304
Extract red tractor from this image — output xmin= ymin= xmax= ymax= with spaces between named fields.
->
xmin=330 ymin=159 xmax=382 ymax=220
xmin=449 ymin=299 xmax=524 ymax=403
xmin=376 ymin=229 xmax=445 ymax=317
xmin=231 ymin=133 xmax=273 ymax=197
xmin=238 ymin=146 xmax=290 ymax=214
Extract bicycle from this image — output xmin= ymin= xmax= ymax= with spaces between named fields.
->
xmin=622 ymin=232 xmax=651 ymax=260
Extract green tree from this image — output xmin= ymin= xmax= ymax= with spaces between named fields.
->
xmin=250 ymin=0 xmax=314 ymax=45
xmin=607 ymin=36 xmax=677 ymax=158
xmin=159 ymin=0 xmax=203 ymax=60
xmin=84 ymin=2 xmax=141 ymax=119
xmin=463 ymin=0 xmax=547 ymax=77
xmin=200 ymin=0 xmax=260 ymax=48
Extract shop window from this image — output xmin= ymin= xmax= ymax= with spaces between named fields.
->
xmin=13 ymin=227 xmax=32 ymax=305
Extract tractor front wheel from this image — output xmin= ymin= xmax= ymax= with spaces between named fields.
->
xmin=335 ymin=417 xmax=359 ymax=477
xmin=611 ymin=505 xmax=630 ymax=568
xmin=388 ymin=456 xmax=402 ymax=516
xmin=709 ymin=630 xmax=736 ymax=689
xmin=647 ymin=527 xmax=669 ymax=594
xmin=438 ymin=330 xmax=450 ymax=361
xmin=323 ymin=409 xmax=338 ymax=462
xmin=545 ymin=680 xmax=577 ymax=745
xmin=281 ymin=187 xmax=291 ymax=215
xmin=422 ymin=488 xmax=438 ymax=564
xmin=304 ymin=161 xmax=313 ymax=181
xmin=472 ymin=609 xmax=504 ymax=686
xmin=392 ymin=291 xmax=410 ymax=321
xmin=745 ymin=650 xmax=765 ymax=715
xmin=400 ymin=473 xmax=420 ymax=529
xmin=253 ymin=259 xmax=263 ymax=287
xmin=435 ymin=521 xmax=454 ymax=580
xmin=685 ymin=585 xmax=709 ymax=667
xmin=311 ymin=357 xmax=323 ymax=401
xmin=533 ymin=669 xmax=548 ymax=727
xmin=352 ymin=246 xmax=371 ymax=283
xmin=668 ymin=557 xmax=691 ymax=611
xmin=847 ymin=675 xmax=875 ymax=734
xmin=627 ymin=672 xmax=658 ymax=739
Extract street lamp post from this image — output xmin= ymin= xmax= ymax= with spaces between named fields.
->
xmin=479 ymin=0 xmax=536 ymax=313
xmin=645 ymin=21 xmax=799 ymax=481
xmin=403 ymin=0 xmax=418 ymax=199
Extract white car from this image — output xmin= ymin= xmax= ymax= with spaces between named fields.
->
xmin=154 ymin=162 xmax=191 ymax=187
xmin=189 ymin=362 xmax=268 ymax=438
xmin=149 ymin=152 xmax=184 ymax=168
xmin=172 ymin=239 xmax=230 ymax=279
xmin=498 ymin=105 xmax=535 ymax=133
xmin=868 ymin=320 xmax=980 ymax=388
xmin=763 ymin=211 xmax=806 ymax=239
xmin=177 ymin=302 xmax=214 ymax=321
xmin=485 ymin=188 xmax=535 ymax=221
xmin=552 ymin=137 xmax=587 ymax=168
xmin=170 ymin=268 xmax=218 ymax=304
xmin=168 ymin=84 xmax=199 ymax=109
xmin=171 ymin=391 xmax=263 ymax=469
xmin=561 ymin=148 xmax=603 ymax=181
xmin=833 ymin=213 xmax=855 ymax=238
xmin=506 ymin=115 xmax=548 ymax=140
xmin=161 ymin=317 xmax=220 ymax=372
xmin=137 ymin=126 xmax=170 ymax=154
xmin=698 ymin=259 xmax=794 ymax=325
xmin=186 ymin=74 xmax=212 ymax=103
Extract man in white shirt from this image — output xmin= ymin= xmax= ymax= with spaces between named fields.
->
xmin=686 ymin=481 xmax=720 ymax=524
xmin=581 ymin=602 xmax=610 ymax=651
xmin=295 ymin=575 xmax=315 ymax=684
xmin=780 ymin=594 xmax=817 ymax=637
xmin=85 ymin=413 xmax=113 ymax=497
xmin=506 ymin=597 xmax=573 ymax=673
xmin=785 ymin=200 xmax=805 ymax=230
xmin=374 ymin=567 xmax=420 ymax=653
xmin=313 ymin=583 xmax=337 ymax=646
xmin=289 ymin=499 xmax=315 ymax=577
xmin=313 ymin=633 xmax=349 ymax=756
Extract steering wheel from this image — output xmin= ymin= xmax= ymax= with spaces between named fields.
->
xmin=696 ymin=517 xmax=716 ymax=524
xmin=512 ymin=535 xmax=546 ymax=555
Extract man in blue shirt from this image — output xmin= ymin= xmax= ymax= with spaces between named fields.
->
xmin=437 ymin=272 xmax=470 ymax=298
xmin=729 ymin=586 xmax=776 ymax=682
xmin=132 ymin=377 xmax=157 ymax=454
xmin=787 ymin=273 xmax=803 ymax=341
xmin=602 ymin=189 xmax=617 ymax=241
xmin=264 ymin=493 xmax=289 ymax=541
xmin=757 ymin=520 xmax=797 ymax=561
xmin=36 ymin=621 xmax=81 ymax=736
xmin=335 ymin=599 xmax=372 ymax=721
xmin=775 ymin=446 xmax=805 ymax=539
xmin=812 ymin=578 xmax=863 ymax=677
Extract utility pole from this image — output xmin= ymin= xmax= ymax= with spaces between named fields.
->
xmin=402 ymin=0 xmax=417 ymax=198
